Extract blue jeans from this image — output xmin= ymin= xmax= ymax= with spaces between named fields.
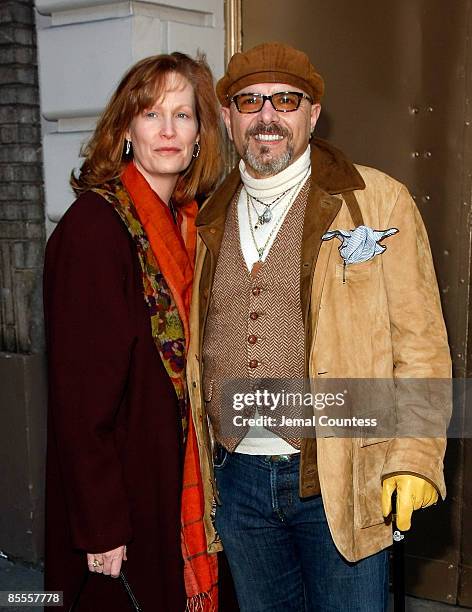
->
xmin=214 ymin=451 xmax=389 ymax=612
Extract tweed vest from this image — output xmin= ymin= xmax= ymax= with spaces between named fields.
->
xmin=203 ymin=179 xmax=311 ymax=452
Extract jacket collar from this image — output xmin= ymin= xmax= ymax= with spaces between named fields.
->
xmin=196 ymin=137 xmax=365 ymax=230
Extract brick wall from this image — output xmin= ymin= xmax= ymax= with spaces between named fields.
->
xmin=0 ymin=0 xmax=45 ymax=354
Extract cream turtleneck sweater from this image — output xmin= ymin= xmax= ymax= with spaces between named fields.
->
xmin=236 ymin=145 xmax=311 ymax=456
xmin=238 ymin=145 xmax=311 ymax=272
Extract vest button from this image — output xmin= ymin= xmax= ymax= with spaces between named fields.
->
xmin=250 ymin=312 xmax=259 ymax=320
xmin=249 ymin=359 xmax=259 ymax=368
xmin=252 ymin=287 xmax=261 ymax=296
xmin=248 ymin=335 xmax=257 ymax=344
xmin=209 ymin=227 xmax=216 ymax=234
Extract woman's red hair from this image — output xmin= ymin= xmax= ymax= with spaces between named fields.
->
xmin=71 ymin=52 xmax=223 ymax=203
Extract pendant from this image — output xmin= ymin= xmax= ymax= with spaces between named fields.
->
xmin=262 ymin=208 xmax=272 ymax=223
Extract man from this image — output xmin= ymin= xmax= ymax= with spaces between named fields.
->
xmin=186 ymin=42 xmax=451 ymax=611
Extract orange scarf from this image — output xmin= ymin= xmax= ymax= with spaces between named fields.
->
xmin=121 ymin=163 xmax=218 ymax=611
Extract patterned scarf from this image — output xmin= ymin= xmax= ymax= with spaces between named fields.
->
xmin=92 ymin=162 xmax=218 ymax=610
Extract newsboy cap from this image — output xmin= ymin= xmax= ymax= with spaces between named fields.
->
xmin=216 ymin=41 xmax=325 ymax=106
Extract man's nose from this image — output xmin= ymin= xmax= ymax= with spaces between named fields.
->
xmin=259 ymin=98 xmax=279 ymax=123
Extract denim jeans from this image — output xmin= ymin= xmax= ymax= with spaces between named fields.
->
xmin=214 ymin=450 xmax=389 ymax=612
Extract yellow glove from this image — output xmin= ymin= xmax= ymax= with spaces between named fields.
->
xmin=381 ymin=474 xmax=438 ymax=531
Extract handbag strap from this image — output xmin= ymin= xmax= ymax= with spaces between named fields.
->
xmin=68 ymin=569 xmax=142 ymax=611
xmin=68 ymin=571 xmax=89 ymax=612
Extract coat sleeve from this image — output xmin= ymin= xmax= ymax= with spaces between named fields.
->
xmin=44 ymin=193 xmax=135 ymax=552
xmin=379 ymin=185 xmax=452 ymax=498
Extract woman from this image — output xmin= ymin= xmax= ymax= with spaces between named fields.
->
xmin=44 ymin=52 xmax=222 ymax=611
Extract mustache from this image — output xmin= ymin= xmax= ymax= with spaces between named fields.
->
xmin=246 ymin=123 xmax=290 ymax=138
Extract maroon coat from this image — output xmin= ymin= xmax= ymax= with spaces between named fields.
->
xmin=43 ymin=191 xmax=186 ymax=611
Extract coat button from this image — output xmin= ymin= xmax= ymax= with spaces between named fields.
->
xmin=248 ymin=335 xmax=257 ymax=344
xmin=250 ymin=312 xmax=259 ymax=320
xmin=249 ymin=359 xmax=259 ymax=368
xmin=252 ymin=287 xmax=261 ymax=296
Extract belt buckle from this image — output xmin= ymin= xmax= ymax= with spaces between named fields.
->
xmin=269 ymin=454 xmax=291 ymax=462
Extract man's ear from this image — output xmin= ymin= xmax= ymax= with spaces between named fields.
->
xmin=310 ymin=103 xmax=321 ymax=132
xmin=221 ymin=106 xmax=233 ymax=141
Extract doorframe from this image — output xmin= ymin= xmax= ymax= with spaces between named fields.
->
xmin=224 ymin=0 xmax=242 ymax=63
xmin=223 ymin=0 xmax=243 ymax=172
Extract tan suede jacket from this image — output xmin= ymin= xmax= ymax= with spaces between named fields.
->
xmin=186 ymin=139 xmax=451 ymax=562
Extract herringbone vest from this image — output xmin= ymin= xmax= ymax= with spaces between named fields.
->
xmin=203 ymin=180 xmax=311 ymax=451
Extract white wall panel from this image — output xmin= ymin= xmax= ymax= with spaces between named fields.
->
xmin=35 ymin=0 xmax=225 ymax=227
xmin=38 ymin=18 xmax=138 ymax=120
xmin=42 ymin=131 xmax=88 ymax=223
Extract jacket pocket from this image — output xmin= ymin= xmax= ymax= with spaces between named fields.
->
xmin=360 ymin=436 xmax=391 ymax=447
xmin=335 ymin=257 xmax=376 ymax=282
xmin=354 ymin=439 xmax=390 ymax=528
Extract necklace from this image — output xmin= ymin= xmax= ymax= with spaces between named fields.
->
xmin=246 ymin=171 xmax=309 ymax=261
xmin=245 ymin=187 xmax=291 ymax=228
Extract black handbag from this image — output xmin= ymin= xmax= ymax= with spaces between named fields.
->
xmin=69 ymin=570 xmax=143 ymax=611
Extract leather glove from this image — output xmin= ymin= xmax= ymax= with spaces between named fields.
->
xmin=381 ymin=474 xmax=438 ymax=531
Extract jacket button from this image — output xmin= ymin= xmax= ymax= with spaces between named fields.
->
xmin=249 ymin=359 xmax=259 ymax=368
xmin=250 ymin=312 xmax=259 ymax=321
xmin=252 ymin=287 xmax=261 ymax=296
xmin=248 ymin=335 xmax=257 ymax=344
xmin=209 ymin=227 xmax=216 ymax=234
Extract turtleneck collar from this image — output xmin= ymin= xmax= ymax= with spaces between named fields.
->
xmin=239 ymin=145 xmax=311 ymax=198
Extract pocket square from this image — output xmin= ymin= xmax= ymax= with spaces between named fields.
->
xmin=321 ymin=225 xmax=399 ymax=265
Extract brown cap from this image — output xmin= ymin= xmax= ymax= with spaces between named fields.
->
xmin=216 ymin=41 xmax=324 ymax=107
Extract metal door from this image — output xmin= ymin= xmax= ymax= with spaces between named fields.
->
xmin=240 ymin=0 xmax=472 ymax=605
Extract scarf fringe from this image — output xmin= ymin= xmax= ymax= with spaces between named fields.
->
xmin=186 ymin=591 xmax=216 ymax=612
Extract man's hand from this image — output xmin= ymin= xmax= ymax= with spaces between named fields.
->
xmin=381 ymin=475 xmax=438 ymax=531
xmin=87 ymin=545 xmax=127 ymax=578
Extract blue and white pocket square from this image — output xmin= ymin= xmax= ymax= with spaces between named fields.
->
xmin=321 ymin=225 xmax=399 ymax=265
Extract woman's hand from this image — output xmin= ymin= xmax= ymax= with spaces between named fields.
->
xmin=87 ymin=545 xmax=127 ymax=578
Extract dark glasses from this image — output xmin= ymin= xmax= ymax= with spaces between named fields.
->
xmin=230 ymin=91 xmax=313 ymax=113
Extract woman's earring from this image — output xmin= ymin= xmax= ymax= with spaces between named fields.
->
xmin=192 ymin=142 xmax=200 ymax=158
xmin=125 ymin=139 xmax=132 ymax=155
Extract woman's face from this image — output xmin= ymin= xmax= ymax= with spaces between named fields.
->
xmin=126 ymin=73 xmax=199 ymax=197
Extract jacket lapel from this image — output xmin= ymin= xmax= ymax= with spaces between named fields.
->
xmin=196 ymin=167 xmax=241 ymax=350
xmin=300 ymin=186 xmax=342 ymax=353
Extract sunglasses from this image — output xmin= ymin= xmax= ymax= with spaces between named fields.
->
xmin=230 ymin=91 xmax=313 ymax=113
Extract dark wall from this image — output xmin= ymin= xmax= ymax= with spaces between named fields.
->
xmin=0 ymin=0 xmax=45 ymax=354
xmin=0 ymin=0 xmax=47 ymax=565
xmin=243 ymin=0 xmax=472 ymax=606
